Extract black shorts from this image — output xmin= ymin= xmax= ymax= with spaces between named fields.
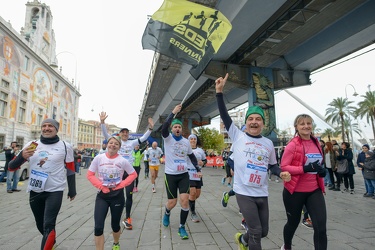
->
xmin=189 ymin=179 xmax=203 ymax=189
xmin=225 ymin=163 xmax=232 ymax=177
xmin=164 ymin=172 xmax=190 ymax=199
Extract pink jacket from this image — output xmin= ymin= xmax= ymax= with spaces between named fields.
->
xmin=281 ymin=135 xmax=325 ymax=194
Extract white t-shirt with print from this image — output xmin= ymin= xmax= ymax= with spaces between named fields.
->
xmin=147 ymin=147 xmax=164 ymax=166
xmin=163 ymin=134 xmax=192 ymax=175
xmin=228 ymin=124 xmax=277 ymax=197
xmin=89 ymin=153 xmax=135 ymax=188
xmin=187 ymin=147 xmax=206 ymax=181
xmin=26 ymin=140 xmax=74 ymax=193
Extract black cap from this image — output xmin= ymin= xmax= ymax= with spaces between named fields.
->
xmin=119 ymin=128 xmax=129 ymax=132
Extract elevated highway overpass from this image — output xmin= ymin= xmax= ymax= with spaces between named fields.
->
xmin=137 ymin=0 xmax=375 ymax=135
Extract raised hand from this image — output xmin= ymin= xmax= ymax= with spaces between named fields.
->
xmin=172 ymin=104 xmax=182 ymax=115
xmin=99 ymin=111 xmax=108 ymax=123
xmin=215 ymin=73 xmax=229 ymax=93
xmin=148 ymin=117 xmax=154 ymax=129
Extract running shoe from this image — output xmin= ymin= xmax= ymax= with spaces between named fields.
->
xmin=163 ymin=213 xmax=170 ymax=227
xmin=221 ymin=177 xmax=226 ymax=185
xmin=350 ymin=189 xmax=355 ymax=194
xmin=191 ymin=213 xmax=200 ymax=223
xmin=112 ymin=243 xmax=120 ymax=250
xmin=234 ymin=232 xmax=247 ymax=250
xmin=152 ymin=187 xmax=156 ymax=193
xmin=221 ymin=192 xmax=229 ymax=207
xmin=227 ymin=183 xmax=232 ymax=187
xmin=301 ymin=218 xmax=313 ymax=229
xmin=241 ymin=219 xmax=248 ymax=231
xmin=122 ymin=217 xmax=132 ymax=230
xmin=133 ymin=187 xmax=136 ymax=192
xmin=342 ymin=188 xmax=349 ymax=193
xmin=275 ymin=179 xmax=280 ymax=183
xmin=178 ymin=226 xmax=189 ymax=239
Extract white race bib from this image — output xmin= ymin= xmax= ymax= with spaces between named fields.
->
xmin=188 ymin=168 xmax=200 ymax=181
xmin=150 ymin=157 xmax=159 ymax=166
xmin=174 ymin=159 xmax=187 ymax=172
xmin=243 ymin=163 xmax=267 ymax=187
xmin=28 ymin=169 xmax=48 ymax=192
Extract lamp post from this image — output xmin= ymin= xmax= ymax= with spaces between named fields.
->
xmin=50 ymin=51 xmax=78 ymax=85
xmin=345 ymin=84 xmax=358 ymax=147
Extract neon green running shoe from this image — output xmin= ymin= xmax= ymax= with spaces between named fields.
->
xmin=234 ymin=232 xmax=247 ymax=250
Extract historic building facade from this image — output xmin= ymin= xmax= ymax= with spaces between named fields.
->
xmin=0 ymin=1 xmax=80 ymax=149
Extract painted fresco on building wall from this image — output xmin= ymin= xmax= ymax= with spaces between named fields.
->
xmin=0 ymin=35 xmax=21 ymax=76
xmin=32 ymin=68 xmax=52 ymax=107
xmin=249 ymin=67 xmax=276 ymax=136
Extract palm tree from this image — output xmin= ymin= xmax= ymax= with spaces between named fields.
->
xmin=334 ymin=120 xmax=362 ymax=145
xmin=325 ymin=97 xmax=356 ymax=142
xmin=354 ymin=91 xmax=375 ymax=140
xmin=320 ymin=128 xmax=335 ymax=141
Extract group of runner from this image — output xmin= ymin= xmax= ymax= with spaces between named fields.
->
xmin=11 ymin=73 xmax=328 ymax=250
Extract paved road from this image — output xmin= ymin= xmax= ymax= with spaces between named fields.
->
xmin=0 ymin=165 xmax=374 ymax=250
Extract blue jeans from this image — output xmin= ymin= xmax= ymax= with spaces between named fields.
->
xmin=324 ymin=168 xmax=332 ymax=185
xmin=7 ymin=169 xmax=20 ymax=191
xmin=0 ymin=170 xmax=7 ymax=182
xmin=362 ymin=171 xmax=369 ymax=193
xmin=365 ymin=179 xmax=375 ymax=195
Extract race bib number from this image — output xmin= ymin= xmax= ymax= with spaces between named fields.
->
xmin=28 ymin=169 xmax=48 ymax=192
xmin=244 ymin=164 xmax=267 ymax=187
xmin=102 ymin=174 xmax=121 ymax=188
xmin=188 ymin=168 xmax=200 ymax=181
xmin=174 ymin=159 xmax=187 ymax=172
xmin=150 ymin=157 xmax=159 ymax=166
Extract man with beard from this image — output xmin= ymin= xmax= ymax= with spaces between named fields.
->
xmin=161 ymin=104 xmax=202 ymax=240
xmin=8 ymin=118 xmax=76 ymax=250
xmin=215 ymin=73 xmax=291 ymax=250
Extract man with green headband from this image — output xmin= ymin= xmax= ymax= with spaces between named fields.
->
xmin=161 ymin=104 xmax=202 ymax=240
xmin=215 ymin=73 xmax=291 ymax=250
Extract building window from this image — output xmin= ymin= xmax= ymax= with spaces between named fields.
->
xmin=18 ymin=100 xmax=26 ymax=123
xmin=0 ymin=91 xmax=8 ymax=117
xmin=53 ymin=106 xmax=57 ymax=119
xmin=0 ymin=134 xmax=4 ymax=149
xmin=24 ymin=56 xmax=29 ymax=71
xmin=37 ymin=108 xmax=43 ymax=126
xmin=64 ymin=118 xmax=67 ymax=134
xmin=21 ymin=89 xmax=27 ymax=98
xmin=54 ymin=81 xmax=59 ymax=92
xmin=1 ymin=79 xmax=10 ymax=88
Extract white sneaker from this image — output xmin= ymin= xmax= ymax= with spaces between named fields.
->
xmin=152 ymin=187 xmax=156 ymax=193
xmin=280 ymin=244 xmax=285 ymax=250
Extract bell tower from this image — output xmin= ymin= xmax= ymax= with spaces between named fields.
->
xmin=21 ymin=0 xmax=57 ymax=63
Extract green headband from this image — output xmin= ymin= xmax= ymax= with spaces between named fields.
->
xmin=171 ymin=119 xmax=183 ymax=127
xmin=245 ymin=106 xmax=265 ymax=121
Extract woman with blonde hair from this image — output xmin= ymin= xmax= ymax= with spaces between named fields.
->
xmin=280 ymin=114 xmax=327 ymax=250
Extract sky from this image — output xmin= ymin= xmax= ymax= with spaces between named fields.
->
xmin=1 ymin=0 xmax=375 ymax=145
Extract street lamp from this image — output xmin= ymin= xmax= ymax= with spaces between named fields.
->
xmin=345 ymin=84 xmax=358 ymax=147
xmin=50 ymin=51 xmax=78 ymax=85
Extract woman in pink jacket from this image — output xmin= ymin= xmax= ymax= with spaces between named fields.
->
xmin=280 ymin=114 xmax=327 ymax=250
xmin=87 ymin=135 xmax=137 ymax=250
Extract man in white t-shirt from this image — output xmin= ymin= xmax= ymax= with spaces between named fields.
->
xmin=161 ymin=104 xmax=202 ymax=240
xmin=215 ymin=73 xmax=291 ymax=250
xmin=146 ymin=141 xmax=164 ymax=193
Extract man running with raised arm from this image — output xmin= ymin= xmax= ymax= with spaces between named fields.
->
xmin=99 ymin=112 xmax=153 ymax=230
xmin=215 ymin=74 xmax=291 ymax=250
xmin=147 ymin=141 xmax=164 ymax=193
xmin=161 ymin=104 xmax=202 ymax=239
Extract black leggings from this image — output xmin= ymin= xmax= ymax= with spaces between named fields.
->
xmin=94 ymin=189 xmax=124 ymax=236
xmin=282 ymin=188 xmax=327 ymax=250
xmin=236 ymin=193 xmax=269 ymax=250
xmin=134 ymin=167 xmax=141 ymax=187
xmin=144 ymin=161 xmax=149 ymax=177
xmin=29 ymin=191 xmax=63 ymax=250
